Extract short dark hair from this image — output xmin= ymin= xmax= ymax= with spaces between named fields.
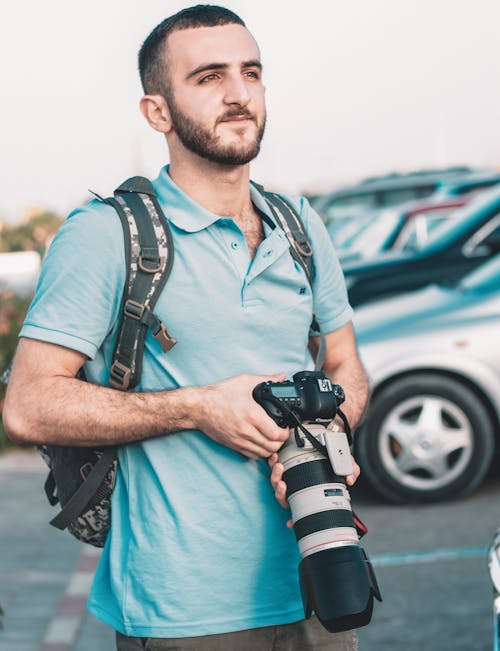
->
xmin=138 ymin=5 xmax=246 ymax=98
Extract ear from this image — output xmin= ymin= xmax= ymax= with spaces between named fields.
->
xmin=139 ymin=95 xmax=172 ymax=134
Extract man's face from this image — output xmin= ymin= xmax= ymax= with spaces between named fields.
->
xmin=163 ymin=24 xmax=266 ymax=165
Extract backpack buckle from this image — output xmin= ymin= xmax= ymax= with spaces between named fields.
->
xmin=109 ymin=361 xmax=132 ymax=390
xmin=153 ymin=322 xmax=177 ymax=353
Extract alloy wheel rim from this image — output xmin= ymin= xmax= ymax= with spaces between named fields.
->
xmin=378 ymin=394 xmax=473 ymax=491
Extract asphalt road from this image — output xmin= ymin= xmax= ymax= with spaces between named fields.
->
xmin=1 ymin=450 xmax=499 ymax=650
xmin=354 ymin=460 xmax=500 ymax=651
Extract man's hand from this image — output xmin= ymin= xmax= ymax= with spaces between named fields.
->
xmin=268 ymin=451 xmax=361 ymax=528
xmin=196 ymin=373 xmax=290 ymax=460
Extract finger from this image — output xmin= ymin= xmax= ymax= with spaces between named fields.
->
xmin=271 ymin=461 xmax=284 ymax=478
xmin=346 ymin=461 xmax=361 ymax=486
xmin=253 ymin=411 xmax=290 ymax=443
xmin=286 ymin=519 xmax=293 ymax=529
xmin=242 ymin=425 xmax=287 ymax=454
xmin=268 ymin=452 xmax=279 ymax=468
xmin=270 ymin=462 xmax=284 ymax=491
xmin=275 ymin=480 xmax=289 ymax=508
xmin=238 ymin=440 xmax=274 ymax=460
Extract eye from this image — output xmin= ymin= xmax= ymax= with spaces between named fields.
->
xmin=199 ymin=73 xmax=219 ymax=84
xmin=244 ymin=69 xmax=261 ymax=80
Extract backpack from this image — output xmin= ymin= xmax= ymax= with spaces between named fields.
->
xmin=36 ymin=176 xmax=316 ymax=547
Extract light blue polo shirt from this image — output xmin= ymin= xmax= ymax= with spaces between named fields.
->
xmin=21 ymin=166 xmax=353 ymax=638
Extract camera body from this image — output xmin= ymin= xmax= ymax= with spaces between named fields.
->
xmin=253 ymin=370 xmax=381 ymax=633
xmin=252 ymin=371 xmax=344 ymax=428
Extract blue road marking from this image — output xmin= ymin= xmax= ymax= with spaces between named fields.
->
xmin=371 ymin=546 xmax=489 ymax=567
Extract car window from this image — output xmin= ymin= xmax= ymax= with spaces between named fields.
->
xmin=423 ymin=190 xmax=500 ymax=250
xmin=345 ymin=209 xmax=402 ymax=257
xmin=331 ymin=214 xmax=373 ymax=250
xmin=378 ymin=185 xmax=435 ymax=206
xmin=463 ymin=214 xmax=500 ymax=256
xmin=478 ymin=223 xmax=500 ymax=251
xmin=394 ymin=208 xmax=457 ymax=251
xmin=459 ymin=255 xmax=500 ymax=292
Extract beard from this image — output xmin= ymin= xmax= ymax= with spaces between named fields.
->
xmin=166 ymin=91 xmax=266 ymax=165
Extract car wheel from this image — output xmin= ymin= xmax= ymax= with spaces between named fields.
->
xmin=356 ymin=373 xmax=495 ymax=503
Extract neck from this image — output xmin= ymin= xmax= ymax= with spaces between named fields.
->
xmin=167 ymin=148 xmax=253 ymax=220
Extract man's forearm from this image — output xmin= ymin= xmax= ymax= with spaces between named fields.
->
xmin=325 ymin=356 xmax=370 ymax=431
xmin=4 ymin=338 xmax=289 ymax=457
xmin=5 ymin=375 xmax=204 ymax=447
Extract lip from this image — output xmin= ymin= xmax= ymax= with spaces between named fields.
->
xmin=219 ymin=115 xmax=253 ymax=123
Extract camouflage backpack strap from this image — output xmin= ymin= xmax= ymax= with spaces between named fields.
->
xmin=252 ymin=182 xmax=326 ymax=371
xmin=38 ymin=178 xmax=176 ymax=546
xmin=47 ymin=446 xmax=117 ymax=533
xmin=255 ymin=185 xmax=314 ymax=287
xmin=105 ymin=176 xmax=176 ymax=390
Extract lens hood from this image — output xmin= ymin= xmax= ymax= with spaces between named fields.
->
xmin=299 ymin=545 xmax=382 ymax=633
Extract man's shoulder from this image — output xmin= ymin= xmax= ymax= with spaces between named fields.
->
xmin=43 ymin=197 xmax=127 ymax=279
xmin=66 ymin=196 xmax=121 ymax=227
xmin=57 ymin=197 xmax=124 ymax=247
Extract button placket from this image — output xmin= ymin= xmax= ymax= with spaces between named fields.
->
xmin=245 ymin=229 xmax=290 ymax=287
xmin=217 ymin=222 xmax=251 ymax=299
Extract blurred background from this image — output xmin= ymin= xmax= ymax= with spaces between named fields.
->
xmin=1 ymin=1 xmax=500 ymax=649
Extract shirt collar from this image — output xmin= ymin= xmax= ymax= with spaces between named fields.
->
xmin=151 ymin=165 xmax=277 ymax=232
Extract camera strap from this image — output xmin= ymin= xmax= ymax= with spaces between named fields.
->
xmin=335 ymin=408 xmax=353 ymax=445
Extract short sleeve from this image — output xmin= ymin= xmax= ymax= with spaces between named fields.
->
xmin=20 ymin=200 xmax=126 ymax=359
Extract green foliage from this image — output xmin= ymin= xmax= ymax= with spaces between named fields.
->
xmin=0 ymin=209 xmax=62 ymax=451
xmin=0 ymin=210 xmax=63 ymax=255
xmin=0 ymin=291 xmax=32 ymax=451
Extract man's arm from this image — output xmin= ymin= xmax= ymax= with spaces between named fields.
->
xmin=3 ymin=338 xmax=289 ymax=459
xmin=311 ymin=321 xmax=370 ymax=430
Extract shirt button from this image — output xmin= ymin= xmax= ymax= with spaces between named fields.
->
xmin=263 ymin=250 xmax=273 ymax=258
xmin=231 ymin=242 xmax=239 ymax=250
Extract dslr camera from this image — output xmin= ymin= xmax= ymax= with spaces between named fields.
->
xmin=253 ymin=370 xmax=381 ymax=633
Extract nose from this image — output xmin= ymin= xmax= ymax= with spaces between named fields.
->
xmin=223 ymin=73 xmax=251 ymax=107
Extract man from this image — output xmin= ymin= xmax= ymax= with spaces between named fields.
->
xmin=4 ymin=5 xmax=368 ymax=650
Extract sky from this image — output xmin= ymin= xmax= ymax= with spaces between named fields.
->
xmin=1 ymin=0 xmax=500 ymax=223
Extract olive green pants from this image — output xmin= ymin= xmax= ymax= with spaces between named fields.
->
xmin=116 ymin=617 xmax=358 ymax=651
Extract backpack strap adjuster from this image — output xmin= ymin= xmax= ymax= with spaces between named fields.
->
xmin=296 ymin=240 xmax=313 ymax=257
xmin=80 ymin=461 xmax=94 ymax=481
xmin=124 ymin=299 xmax=146 ymax=320
xmin=109 ymin=361 xmax=132 ymax=390
xmin=138 ymin=254 xmax=165 ymax=274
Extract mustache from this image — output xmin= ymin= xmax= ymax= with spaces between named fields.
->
xmin=217 ymin=108 xmax=255 ymax=123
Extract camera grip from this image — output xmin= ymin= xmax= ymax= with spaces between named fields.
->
xmin=252 ymin=384 xmax=289 ymax=428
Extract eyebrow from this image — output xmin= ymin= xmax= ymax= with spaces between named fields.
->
xmin=186 ymin=59 xmax=263 ymax=81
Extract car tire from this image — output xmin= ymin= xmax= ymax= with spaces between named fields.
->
xmin=356 ymin=373 xmax=495 ymax=503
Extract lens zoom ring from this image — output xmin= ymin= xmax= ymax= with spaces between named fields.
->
xmin=293 ymin=509 xmax=355 ymax=542
xmin=283 ymin=459 xmax=344 ymax=498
